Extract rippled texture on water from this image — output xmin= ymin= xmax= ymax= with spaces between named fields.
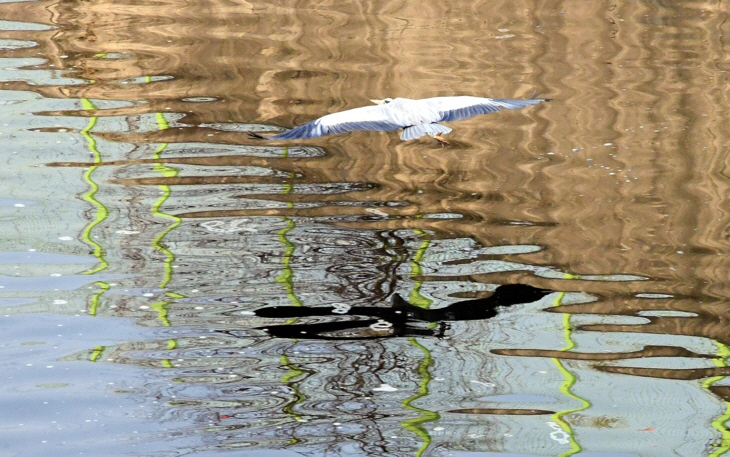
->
xmin=1 ymin=1 xmax=730 ymax=456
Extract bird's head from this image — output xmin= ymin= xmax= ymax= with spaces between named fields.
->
xmin=370 ymin=98 xmax=393 ymax=105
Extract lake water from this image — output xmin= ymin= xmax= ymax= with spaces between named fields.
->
xmin=1 ymin=1 xmax=729 ymax=456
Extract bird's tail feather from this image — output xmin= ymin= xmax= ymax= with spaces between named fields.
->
xmin=401 ymin=123 xmax=452 ymax=141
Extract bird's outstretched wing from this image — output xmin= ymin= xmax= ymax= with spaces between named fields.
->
xmin=425 ymin=96 xmax=549 ymax=123
xmin=268 ymin=104 xmax=404 ymax=140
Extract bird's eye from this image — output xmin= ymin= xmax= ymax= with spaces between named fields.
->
xmin=384 ymin=98 xmax=393 ymax=104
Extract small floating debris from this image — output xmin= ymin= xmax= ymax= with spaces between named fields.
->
xmin=373 ymin=384 xmax=398 ymax=392
xmin=0 ymin=199 xmax=37 ymax=207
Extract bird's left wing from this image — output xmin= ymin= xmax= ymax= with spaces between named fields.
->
xmin=268 ymin=104 xmax=403 ymax=140
xmin=425 ymin=96 xmax=549 ymax=123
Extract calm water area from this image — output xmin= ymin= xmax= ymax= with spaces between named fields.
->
xmin=1 ymin=1 xmax=729 ymax=456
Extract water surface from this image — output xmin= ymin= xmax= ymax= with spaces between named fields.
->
xmin=1 ymin=1 xmax=729 ymax=456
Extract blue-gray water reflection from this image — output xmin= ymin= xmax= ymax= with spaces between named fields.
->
xmin=2 ymin=1 xmax=730 ymax=456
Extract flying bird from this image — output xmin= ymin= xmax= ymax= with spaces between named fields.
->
xmin=260 ymin=96 xmax=550 ymax=145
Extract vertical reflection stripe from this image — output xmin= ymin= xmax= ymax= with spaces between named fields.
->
xmin=551 ymin=283 xmax=591 ymax=456
xmin=702 ymin=342 xmax=730 ymax=456
xmin=79 ymin=98 xmax=111 ymax=317
xmin=401 ymin=338 xmax=439 ymax=457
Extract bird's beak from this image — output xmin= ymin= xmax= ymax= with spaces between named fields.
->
xmin=370 ymin=99 xmax=386 ymax=105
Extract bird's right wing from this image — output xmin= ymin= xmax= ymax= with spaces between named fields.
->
xmin=268 ymin=104 xmax=403 ymax=140
xmin=425 ymin=96 xmax=549 ymax=123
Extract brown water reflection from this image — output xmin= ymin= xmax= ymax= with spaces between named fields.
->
xmin=2 ymin=0 xmax=730 ymax=455
xmin=22 ymin=0 xmax=725 ymax=297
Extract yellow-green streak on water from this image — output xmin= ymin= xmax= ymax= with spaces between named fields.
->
xmin=158 ymin=338 xmax=178 ymax=369
xmin=702 ymin=342 xmax=730 ymax=456
xmin=89 ymin=345 xmax=105 ymax=362
xmin=275 ymin=147 xmax=303 ymax=307
xmin=400 ymin=227 xmax=438 ymax=455
xmin=150 ymin=112 xmax=181 ymax=290
xmin=275 ymin=217 xmax=303 ymax=307
xmin=147 ymin=108 xmax=182 ymax=357
xmin=408 ymin=228 xmax=432 ymax=309
xmin=79 ymin=98 xmax=111 ymax=316
xmin=401 ymin=337 xmax=439 ymax=457
xmin=272 ymin=146 xmax=306 ymax=433
xmin=149 ymin=299 xmax=173 ymax=327
xmin=551 ymin=288 xmax=590 ymax=456
xmin=88 ymin=282 xmax=110 ymax=316
xmin=280 ymin=354 xmax=305 ymax=427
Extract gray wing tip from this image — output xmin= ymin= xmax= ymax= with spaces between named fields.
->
xmin=265 ymin=131 xmax=289 ymax=140
xmin=266 ymin=129 xmax=300 ymax=140
xmin=526 ymin=97 xmax=551 ymax=104
xmin=266 ymin=121 xmax=326 ymax=140
xmin=493 ymin=98 xmax=550 ymax=109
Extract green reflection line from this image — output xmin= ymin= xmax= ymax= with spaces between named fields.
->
xmin=275 ymin=147 xmax=303 ymax=307
xmin=401 ymin=226 xmax=438 ymax=455
xmin=149 ymin=293 xmax=186 ymax=330
xmin=88 ymin=282 xmax=110 ymax=316
xmin=280 ymin=354 xmax=305 ymax=427
xmin=402 ymin=338 xmax=439 ymax=457
xmin=275 ymin=236 xmax=305 ymax=427
xmin=89 ymin=345 xmax=105 ymax=362
xmin=146 ymin=109 xmax=182 ymax=357
xmin=275 ymin=217 xmax=303 ymax=307
xmin=150 ymin=300 xmax=172 ymax=327
xmin=702 ymin=342 xmax=730 ymax=456
xmin=150 ymin=112 xmax=181 ymax=291
xmin=274 ymin=146 xmax=306 ymax=432
xmin=268 ymin=146 xmax=307 ymax=428
xmin=550 ymin=289 xmax=590 ymax=456
xmin=79 ymin=98 xmax=111 ymax=316
xmin=408 ymin=228 xmax=432 ymax=309
xmin=160 ymin=338 xmax=178 ymax=369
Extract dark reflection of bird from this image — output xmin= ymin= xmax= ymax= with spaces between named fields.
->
xmin=255 ymin=284 xmax=553 ymax=340
xmin=259 ymin=96 xmax=550 ymax=145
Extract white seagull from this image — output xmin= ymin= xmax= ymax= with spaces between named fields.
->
xmin=260 ymin=96 xmax=550 ymax=145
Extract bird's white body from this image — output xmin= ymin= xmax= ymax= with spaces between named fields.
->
xmin=268 ymin=96 xmax=549 ymax=141
xmin=325 ymin=98 xmax=442 ymax=127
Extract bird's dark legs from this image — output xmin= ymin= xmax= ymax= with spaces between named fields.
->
xmin=434 ymin=133 xmax=449 ymax=146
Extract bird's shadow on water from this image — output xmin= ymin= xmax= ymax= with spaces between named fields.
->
xmin=249 ymin=284 xmax=552 ymax=340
